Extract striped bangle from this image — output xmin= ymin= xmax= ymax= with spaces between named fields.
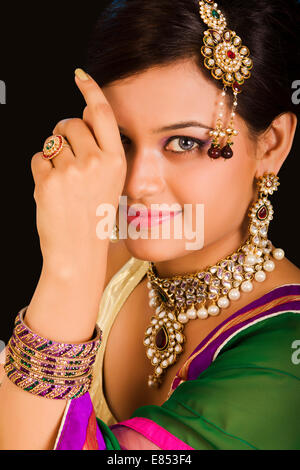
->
xmin=4 ymin=307 xmax=103 ymax=400
xmin=10 ymin=334 xmax=96 ymax=375
xmin=14 ymin=307 xmax=102 ymax=359
xmin=7 ymin=339 xmax=93 ymax=381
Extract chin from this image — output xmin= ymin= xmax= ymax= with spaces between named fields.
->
xmin=123 ymin=237 xmax=189 ymax=263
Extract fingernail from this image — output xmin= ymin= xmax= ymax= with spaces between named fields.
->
xmin=75 ymin=68 xmax=90 ymax=81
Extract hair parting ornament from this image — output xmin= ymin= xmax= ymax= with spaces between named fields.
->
xmin=199 ymin=0 xmax=253 ymax=160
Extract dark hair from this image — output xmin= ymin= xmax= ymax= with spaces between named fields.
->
xmin=85 ymin=0 xmax=300 ymax=137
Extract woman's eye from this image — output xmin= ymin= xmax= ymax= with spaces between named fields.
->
xmin=164 ymin=136 xmax=208 ymax=155
xmin=119 ymin=133 xmax=209 ymax=157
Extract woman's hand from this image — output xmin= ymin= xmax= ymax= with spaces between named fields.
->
xmin=0 ymin=71 xmax=128 ymax=452
xmin=31 ymin=70 xmax=127 ymax=277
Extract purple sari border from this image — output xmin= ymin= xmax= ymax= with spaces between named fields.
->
xmin=187 ymin=300 xmax=300 ymax=381
xmin=171 ymin=284 xmax=300 ymax=389
xmin=192 ymin=284 xmax=300 ymax=357
xmin=111 ymin=417 xmax=194 ymax=450
xmin=55 ymin=392 xmax=106 ymax=450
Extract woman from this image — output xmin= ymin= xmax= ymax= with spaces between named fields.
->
xmin=0 ymin=0 xmax=300 ymax=450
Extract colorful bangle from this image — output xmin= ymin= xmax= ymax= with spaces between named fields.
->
xmin=14 ymin=307 xmax=102 ymax=359
xmin=4 ymin=360 xmax=91 ymax=399
xmin=7 ymin=339 xmax=93 ymax=381
xmin=10 ymin=334 xmax=96 ymax=375
xmin=4 ymin=307 xmax=103 ymax=400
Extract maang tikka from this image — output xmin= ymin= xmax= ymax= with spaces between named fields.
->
xmin=199 ymin=0 xmax=253 ymax=160
xmin=144 ymin=173 xmax=285 ymax=388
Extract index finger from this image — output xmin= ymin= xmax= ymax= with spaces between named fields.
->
xmin=74 ymin=68 xmax=123 ymax=156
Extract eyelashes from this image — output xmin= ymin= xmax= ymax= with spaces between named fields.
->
xmin=164 ymin=135 xmax=209 ymax=156
xmin=120 ymin=134 xmax=210 ymax=157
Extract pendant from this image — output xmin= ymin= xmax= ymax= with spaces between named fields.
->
xmin=144 ymin=302 xmax=186 ymax=388
xmin=144 ymin=237 xmax=284 ymax=388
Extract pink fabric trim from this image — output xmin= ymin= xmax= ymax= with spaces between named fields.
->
xmin=111 ymin=417 xmax=194 ymax=450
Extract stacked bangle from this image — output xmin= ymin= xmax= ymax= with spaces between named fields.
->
xmin=4 ymin=307 xmax=102 ymax=400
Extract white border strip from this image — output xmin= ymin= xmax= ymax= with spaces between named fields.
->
xmin=53 ymin=399 xmax=72 ymax=450
xmin=212 ymin=309 xmax=300 ymax=362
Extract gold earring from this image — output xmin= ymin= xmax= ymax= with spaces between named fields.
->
xmin=248 ymin=173 xmax=284 ymax=263
xmin=109 ymin=223 xmax=119 ymax=243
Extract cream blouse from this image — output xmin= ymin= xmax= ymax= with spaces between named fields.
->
xmin=89 ymin=256 xmax=150 ymax=427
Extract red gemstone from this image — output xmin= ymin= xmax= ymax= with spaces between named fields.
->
xmin=257 ymin=205 xmax=268 ymax=220
xmin=233 ymin=81 xmax=242 ymax=93
xmin=227 ymin=51 xmax=235 ymax=59
xmin=155 ymin=326 xmax=168 ymax=350
xmin=208 ymin=145 xmax=222 ymax=159
xmin=221 ymin=144 xmax=233 ymax=159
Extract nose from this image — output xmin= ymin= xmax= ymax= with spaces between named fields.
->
xmin=124 ymin=148 xmax=166 ymax=201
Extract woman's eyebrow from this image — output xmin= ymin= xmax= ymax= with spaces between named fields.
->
xmin=118 ymin=121 xmax=213 ymax=134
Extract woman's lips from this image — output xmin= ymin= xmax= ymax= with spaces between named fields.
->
xmin=126 ymin=209 xmax=182 ymax=228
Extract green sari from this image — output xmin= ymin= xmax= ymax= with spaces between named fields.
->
xmin=53 ymin=259 xmax=300 ymax=450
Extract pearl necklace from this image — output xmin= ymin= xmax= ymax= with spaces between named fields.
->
xmin=145 ymin=239 xmax=284 ymax=388
xmin=144 ymin=174 xmax=284 ymax=388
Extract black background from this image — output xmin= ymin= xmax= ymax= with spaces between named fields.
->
xmin=0 ymin=2 xmax=299 ymax=344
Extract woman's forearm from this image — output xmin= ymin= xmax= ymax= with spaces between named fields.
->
xmin=0 ymin=69 xmax=127 ymax=450
xmin=0 ymin=366 xmax=67 ymax=450
xmin=0 ymin=251 xmax=108 ymax=450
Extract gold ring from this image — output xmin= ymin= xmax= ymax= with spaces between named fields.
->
xmin=42 ymin=135 xmax=72 ymax=161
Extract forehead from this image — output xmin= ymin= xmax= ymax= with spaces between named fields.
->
xmin=102 ymin=59 xmax=219 ymax=127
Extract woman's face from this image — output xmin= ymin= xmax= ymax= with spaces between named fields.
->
xmin=102 ymin=58 xmax=259 ymax=267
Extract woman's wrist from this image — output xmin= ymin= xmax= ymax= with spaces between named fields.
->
xmin=41 ymin=242 xmax=109 ymax=284
xmin=25 ymin=257 xmax=107 ymax=344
